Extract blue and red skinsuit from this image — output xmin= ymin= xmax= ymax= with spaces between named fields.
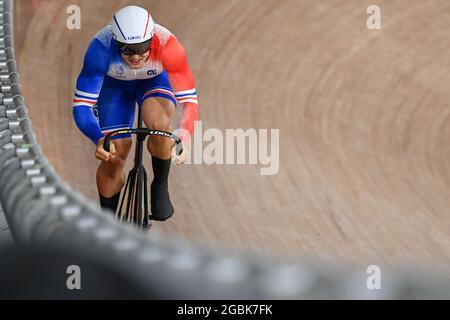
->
xmin=73 ymin=22 xmax=199 ymax=144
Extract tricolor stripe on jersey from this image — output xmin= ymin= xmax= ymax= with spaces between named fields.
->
xmin=142 ymin=87 xmax=177 ymax=105
xmin=73 ymin=90 xmax=99 ymax=108
xmin=175 ymin=89 xmax=198 ymax=105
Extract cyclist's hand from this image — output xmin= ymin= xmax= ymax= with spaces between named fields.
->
xmin=96 ymin=138 xmax=116 ymax=162
xmin=171 ymin=140 xmax=189 ymax=166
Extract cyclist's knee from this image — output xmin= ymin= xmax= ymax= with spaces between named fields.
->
xmin=147 ymin=116 xmax=171 ymax=132
xmin=109 ymin=154 xmax=126 ymax=168
xmin=146 ymin=118 xmax=172 ymax=155
xmin=99 ymin=158 xmax=123 ymax=175
xmin=113 ymin=138 xmax=132 ymax=161
xmin=100 ymin=139 xmax=131 ymax=172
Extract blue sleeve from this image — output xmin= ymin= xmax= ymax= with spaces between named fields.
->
xmin=72 ymin=38 xmax=110 ymax=145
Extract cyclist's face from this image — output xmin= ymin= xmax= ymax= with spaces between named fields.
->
xmin=121 ymin=51 xmax=150 ymax=69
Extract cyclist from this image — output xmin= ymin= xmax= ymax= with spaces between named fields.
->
xmin=72 ymin=5 xmax=199 ymax=221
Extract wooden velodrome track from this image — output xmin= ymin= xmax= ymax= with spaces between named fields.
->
xmin=12 ymin=0 xmax=450 ymax=273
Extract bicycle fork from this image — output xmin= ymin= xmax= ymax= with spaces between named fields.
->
xmin=116 ymin=129 xmax=151 ymax=231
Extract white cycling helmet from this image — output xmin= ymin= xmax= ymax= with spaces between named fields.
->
xmin=112 ymin=5 xmax=155 ymax=55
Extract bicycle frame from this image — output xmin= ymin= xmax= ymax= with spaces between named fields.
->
xmin=103 ymin=115 xmax=182 ymax=231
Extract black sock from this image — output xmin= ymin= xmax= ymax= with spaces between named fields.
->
xmin=99 ymin=192 xmax=121 ymax=213
xmin=151 ymin=156 xmax=171 ymax=187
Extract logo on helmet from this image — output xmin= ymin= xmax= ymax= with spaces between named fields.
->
xmin=128 ymin=36 xmax=142 ymax=41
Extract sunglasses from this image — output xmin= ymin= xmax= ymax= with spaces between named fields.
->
xmin=116 ymin=38 xmax=152 ymax=56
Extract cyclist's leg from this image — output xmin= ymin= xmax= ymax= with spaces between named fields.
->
xmin=137 ymin=72 xmax=177 ymax=220
xmin=96 ymin=77 xmax=135 ymax=211
xmin=96 ymin=138 xmax=131 ymax=196
xmin=143 ymin=97 xmax=175 ymax=158
xmin=137 ymin=73 xmax=176 ymax=159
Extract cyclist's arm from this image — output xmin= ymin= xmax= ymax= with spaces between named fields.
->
xmin=72 ymin=39 xmax=110 ymax=145
xmin=162 ymin=36 xmax=199 ymax=141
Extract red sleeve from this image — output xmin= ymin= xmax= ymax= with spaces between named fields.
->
xmin=163 ymin=36 xmax=198 ymax=105
xmin=163 ymin=35 xmax=199 ymax=140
